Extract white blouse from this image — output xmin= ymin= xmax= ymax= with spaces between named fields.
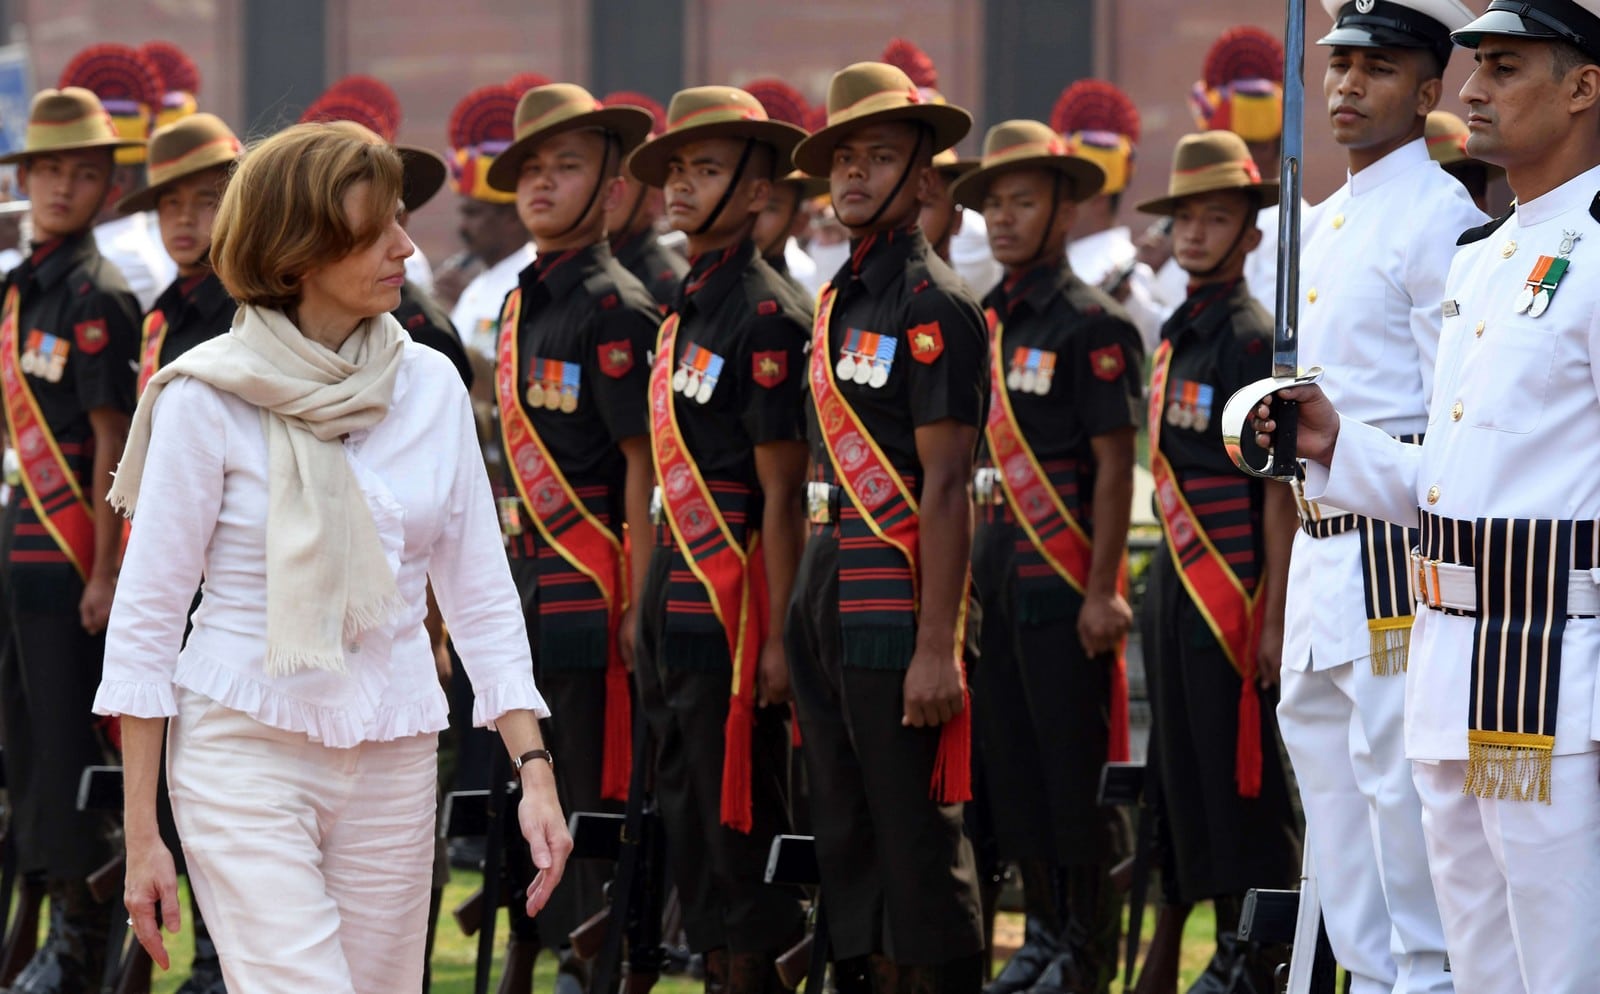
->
xmin=93 ymin=342 xmax=547 ymax=747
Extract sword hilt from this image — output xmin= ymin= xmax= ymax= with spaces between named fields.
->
xmin=1268 ymin=393 xmax=1299 ymax=478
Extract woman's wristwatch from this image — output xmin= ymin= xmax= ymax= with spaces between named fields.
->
xmin=513 ymin=748 xmax=555 ymax=772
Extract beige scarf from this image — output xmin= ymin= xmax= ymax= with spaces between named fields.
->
xmin=110 ymin=304 xmax=407 ymax=677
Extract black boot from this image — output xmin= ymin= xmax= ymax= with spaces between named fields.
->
xmin=1 ymin=878 xmax=111 ymax=994
xmin=174 ymin=894 xmax=226 ymax=994
xmin=985 ymin=861 xmax=1062 ymax=994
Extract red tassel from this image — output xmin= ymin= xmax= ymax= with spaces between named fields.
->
xmin=1235 ymin=676 xmax=1262 ymax=799
xmin=600 ymin=648 xmax=632 ymax=801
xmin=930 ymin=687 xmax=973 ymax=803
xmin=720 ymin=693 xmax=755 ymax=832
xmin=1108 ymin=641 xmax=1130 ymax=763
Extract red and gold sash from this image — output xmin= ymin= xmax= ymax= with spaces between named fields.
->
xmin=983 ymin=308 xmax=1130 ymax=763
xmin=1148 ymin=339 xmax=1263 ymax=797
xmin=649 ymin=312 xmax=768 ymax=831
xmin=0 ymin=285 xmax=95 ymax=579
xmin=496 ymin=287 xmax=631 ymax=800
xmin=810 ymin=283 xmax=971 ymax=802
xmin=136 ymin=309 xmax=167 ymax=396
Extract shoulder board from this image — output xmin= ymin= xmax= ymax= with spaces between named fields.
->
xmin=581 ymin=268 xmax=618 ymax=302
xmin=1591 ymin=192 xmax=1600 ymax=225
xmin=1456 ymin=211 xmax=1512 ymax=246
xmin=1062 ymin=279 xmax=1122 ymax=321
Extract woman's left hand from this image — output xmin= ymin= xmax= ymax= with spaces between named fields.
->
xmin=516 ymin=762 xmax=572 ymax=917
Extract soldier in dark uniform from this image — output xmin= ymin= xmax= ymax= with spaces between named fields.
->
xmin=0 ymin=87 xmax=143 ymax=994
xmin=121 ymin=113 xmax=240 ymax=391
xmin=949 ymin=120 xmax=1142 ymax=994
xmin=603 ymin=92 xmax=688 ymax=311
xmin=483 ymin=82 xmax=660 ymax=991
xmin=625 ymin=83 xmax=811 ymax=994
xmin=784 ymin=62 xmax=987 ymax=994
xmin=744 ymin=79 xmax=827 ymax=300
xmin=919 ymin=150 xmax=975 ymax=265
xmin=1131 ymin=130 xmax=1300 ymax=994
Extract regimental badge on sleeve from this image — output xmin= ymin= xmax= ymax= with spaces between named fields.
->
xmin=74 ymin=319 xmax=108 ymax=356
xmin=598 ymin=340 xmax=635 ymax=378
xmin=752 ymin=350 xmax=788 ymax=388
xmin=1089 ymin=343 xmax=1125 ymax=382
xmin=908 ymin=321 xmax=944 ymax=364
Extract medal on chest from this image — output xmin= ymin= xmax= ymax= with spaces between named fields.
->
xmin=837 ymin=328 xmax=896 ymax=389
xmin=672 ymin=342 xmax=724 ymax=405
xmin=1165 ymin=378 xmax=1214 ymax=432
xmin=20 ymin=330 xmax=69 ymax=383
xmin=1005 ymin=347 xmax=1057 ymax=396
xmin=525 ymin=356 xmax=580 ymax=413
xmin=1514 ymin=231 xmax=1579 ymax=318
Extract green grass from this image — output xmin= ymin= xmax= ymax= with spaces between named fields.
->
xmin=122 ymin=874 xmax=1224 ymax=993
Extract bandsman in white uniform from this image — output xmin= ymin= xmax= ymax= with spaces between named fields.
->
xmin=1053 ymin=80 xmax=1176 ymax=351
xmin=1258 ymin=7 xmax=1600 ymax=990
xmin=1277 ymin=3 xmax=1484 ymax=993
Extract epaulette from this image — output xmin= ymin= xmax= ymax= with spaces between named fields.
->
xmin=582 ymin=267 xmax=621 ymax=305
xmin=1062 ymin=280 xmax=1108 ymax=318
xmin=1590 ymin=192 xmax=1600 ymax=224
xmin=1457 ymin=211 xmax=1512 ymax=246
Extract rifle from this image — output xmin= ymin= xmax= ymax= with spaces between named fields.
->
xmin=589 ymin=708 xmax=665 ymax=994
xmin=764 ymin=835 xmax=825 ymax=994
xmin=75 ymin=764 xmax=152 ymax=994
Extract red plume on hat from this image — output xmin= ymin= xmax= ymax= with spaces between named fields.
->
xmin=743 ymin=78 xmax=811 ymax=130
xmin=140 ymin=41 xmax=200 ymax=97
xmin=1191 ymin=27 xmax=1285 ymax=142
xmin=1204 ymin=27 xmax=1284 ymax=87
xmin=59 ymin=43 xmax=164 ymax=112
xmin=881 ymin=38 xmax=938 ymax=90
xmin=300 ymin=91 xmax=395 ymax=141
xmin=506 ymin=72 xmax=553 ymax=97
xmin=450 ymin=84 xmax=518 ymax=151
xmin=1051 ymin=79 xmax=1141 ymax=143
xmin=449 ymin=84 xmax=519 ymax=202
xmin=325 ymin=75 xmax=401 ymax=131
xmin=603 ymin=91 xmax=666 ymax=136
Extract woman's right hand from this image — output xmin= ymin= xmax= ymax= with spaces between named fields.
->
xmin=124 ymin=835 xmax=182 ymax=969
xmin=516 ymin=761 xmax=573 ymax=918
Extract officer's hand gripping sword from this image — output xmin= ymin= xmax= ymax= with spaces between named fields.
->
xmin=1221 ymin=0 xmax=1323 ymax=480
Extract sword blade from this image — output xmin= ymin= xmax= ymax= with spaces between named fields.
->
xmin=1274 ymin=0 xmax=1306 ymax=379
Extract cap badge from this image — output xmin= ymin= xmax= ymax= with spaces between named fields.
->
xmin=1355 ymin=0 xmax=1376 ymax=13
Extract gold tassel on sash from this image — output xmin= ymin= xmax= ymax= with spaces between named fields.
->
xmin=1464 ymin=730 xmax=1554 ymax=804
xmin=1367 ymin=616 xmax=1411 ymax=677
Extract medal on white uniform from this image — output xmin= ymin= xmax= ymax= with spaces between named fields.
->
xmin=1516 ymin=253 xmax=1570 ymax=318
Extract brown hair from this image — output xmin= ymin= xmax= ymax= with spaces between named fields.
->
xmin=211 ymin=121 xmax=403 ymax=311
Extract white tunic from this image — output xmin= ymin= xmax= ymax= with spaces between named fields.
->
xmin=1283 ymin=138 xmax=1486 ymax=672
xmin=95 ymin=212 xmax=176 ymax=312
xmin=94 ymin=343 xmax=547 ymax=747
xmin=450 ymin=243 xmax=536 ymax=363
xmin=1308 ymin=162 xmax=1600 ymax=760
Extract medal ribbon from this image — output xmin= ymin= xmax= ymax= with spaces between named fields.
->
xmin=496 ymin=288 xmax=631 ymax=799
xmin=1148 ymin=339 xmax=1263 ymax=796
xmin=0 ymin=285 xmax=96 ymax=579
xmin=650 ymin=313 xmax=766 ymax=831
xmin=136 ymin=309 xmax=168 ymax=396
xmin=811 ymin=283 xmax=972 ymax=802
xmin=985 ymin=308 xmax=1129 ymax=763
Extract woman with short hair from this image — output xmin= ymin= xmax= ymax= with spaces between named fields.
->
xmin=94 ymin=120 xmax=570 ymax=992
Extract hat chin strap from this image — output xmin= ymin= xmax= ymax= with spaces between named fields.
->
xmin=1019 ymin=172 xmax=1065 ymax=270
xmin=694 ymin=139 xmax=756 ymax=237
xmin=552 ymin=132 xmax=618 ymax=241
xmin=857 ymin=124 xmax=928 ymax=230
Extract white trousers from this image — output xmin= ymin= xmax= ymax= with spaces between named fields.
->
xmin=166 ymin=689 xmax=437 ymax=994
xmin=1412 ymin=755 xmax=1600 ymax=994
xmin=1278 ymin=660 xmax=1450 ymax=994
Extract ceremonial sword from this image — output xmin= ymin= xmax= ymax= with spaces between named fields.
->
xmin=1220 ymin=0 xmax=1323 ymax=480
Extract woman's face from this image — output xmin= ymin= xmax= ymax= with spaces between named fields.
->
xmin=299 ymin=179 xmax=413 ymax=323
